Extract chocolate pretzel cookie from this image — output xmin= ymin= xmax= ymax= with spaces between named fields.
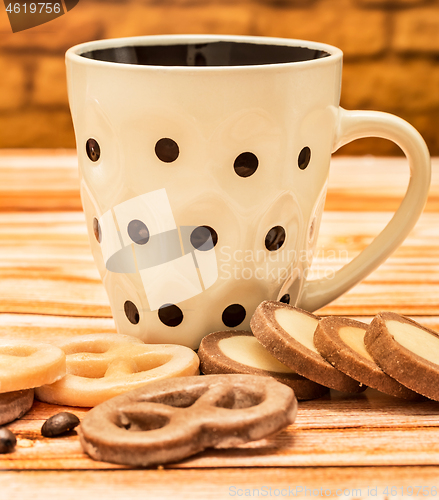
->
xmin=79 ymin=374 xmax=298 ymax=467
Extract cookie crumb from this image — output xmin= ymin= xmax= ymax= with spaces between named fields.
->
xmin=17 ymin=438 xmax=33 ymax=448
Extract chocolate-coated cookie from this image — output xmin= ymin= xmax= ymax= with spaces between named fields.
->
xmin=365 ymin=312 xmax=439 ymax=401
xmin=198 ymin=331 xmax=328 ymax=400
xmin=79 ymin=374 xmax=298 ymax=467
xmin=250 ymin=301 xmax=364 ymax=393
xmin=314 ymin=316 xmax=420 ymax=400
xmin=0 ymin=389 xmax=34 ymax=425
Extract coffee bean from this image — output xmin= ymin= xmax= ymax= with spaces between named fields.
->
xmin=41 ymin=412 xmax=80 ymax=437
xmin=0 ymin=428 xmax=16 ymax=454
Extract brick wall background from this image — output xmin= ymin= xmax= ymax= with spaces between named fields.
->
xmin=0 ymin=0 xmax=438 ymax=155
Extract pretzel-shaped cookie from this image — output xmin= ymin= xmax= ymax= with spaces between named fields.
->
xmin=35 ymin=334 xmax=200 ymax=407
xmin=79 ymin=374 xmax=298 ymax=466
xmin=0 ymin=339 xmax=65 ymax=393
xmin=0 ymin=389 xmax=34 ymax=425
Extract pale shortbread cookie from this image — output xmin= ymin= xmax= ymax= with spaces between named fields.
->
xmin=0 ymin=389 xmax=34 ymax=425
xmin=35 ymin=334 xmax=200 ymax=407
xmin=0 ymin=339 xmax=65 ymax=393
xmin=198 ymin=331 xmax=328 ymax=400
xmin=365 ymin=312 xmax=439 ymax=401
xmin=250 ymin=301 xmax=364 ymax=393
xmin=314 ymin=316 xmax=420 ymax=400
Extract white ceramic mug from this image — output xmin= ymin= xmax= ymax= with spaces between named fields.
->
xmin=66 ymin=34 xmax=430 ymax=349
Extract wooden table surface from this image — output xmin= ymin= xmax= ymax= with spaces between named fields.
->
xmin=1 ymin=150 xmax=439 ymax=499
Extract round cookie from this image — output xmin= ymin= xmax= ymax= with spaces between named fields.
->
xmin=0 ymin=389 xmax=34 ymax=426
xmin=0 ymin=339 xmax=66 ymax=393
xmin=314 ymin=316 xmax=420 ymax=400
xmin=198 ymin=331 xmax=328 ymax=400
xmin=365 ymin=312 xmax=439 ymax=401
xmin=250 ymin=301 xmax=364 ymax=393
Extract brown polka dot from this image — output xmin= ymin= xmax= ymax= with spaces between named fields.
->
xmin=298 ymin=147 xmax=311 ymax=170
xmin=222 ymin=304 xmax=246 ymax=327
xmin=124 ymin=301 xmax=140 ymax=325
xmin=279 ymin=294 xmax=290 ymax=304
xmin=190 ymin=226 xmax=218 ymax=251
xmin=158 ymin=304 xmax=184 ymax=327
xmin=128 ymin=220 xmax=150 ymax=245
xmin=93 ymin=217 xmax=101 ymax=243
xmin=234 ymin=152 xmax=259 ymax=178
xmin=155 ymin=138 xmax=179 ymax=163
xmin=86 ymin=139 xmax=100 ymax=162
xmin=265 ymin=226 xmax=286 ymax=251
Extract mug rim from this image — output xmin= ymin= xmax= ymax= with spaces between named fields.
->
xmin=66 ymin=34 xmax=343 ymax=71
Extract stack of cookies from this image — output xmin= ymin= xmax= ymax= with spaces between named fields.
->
xmin=199 ymin=300 xmax=439 ymax=401
xmin=0 ymin=339 xmax=66 ymax=426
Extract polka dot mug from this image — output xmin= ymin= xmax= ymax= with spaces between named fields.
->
xmin=66 ymin=35 xmax=430 ymax=349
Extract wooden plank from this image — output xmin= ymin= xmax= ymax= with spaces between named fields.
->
xmin=0 ymin=151 xmax=438 ymax=212
xmin=3 ymin=466 xmax=439 ymax=500
xmin=0 ymin=211 xmax=109 ymax=317
xmin=0 ymin=314 xmax=116 ymax=343
xmin=319 ymin=283 xmax=439 ymax=316
xmin=324 ymin=156 xmax=439 ymax=212
xmin=0 ymin=150 xmax=81 ymax=212
xmin=3 ymin=390 xmax=439 ymax=471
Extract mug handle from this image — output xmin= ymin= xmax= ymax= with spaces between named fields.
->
xmin=297 ymin=107 xmax=431 ymax=312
